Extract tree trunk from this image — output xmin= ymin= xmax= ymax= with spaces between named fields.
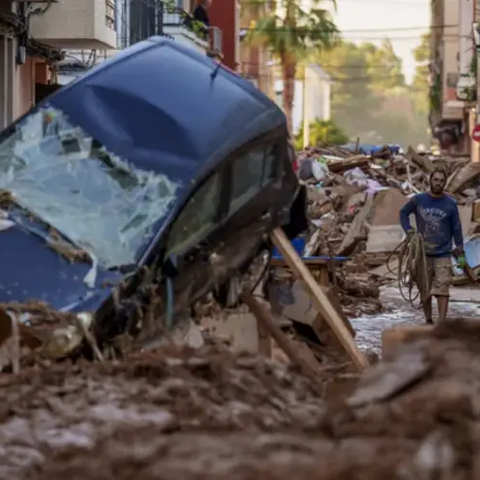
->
xmin=281 ymin=58 xmax=296 ymax=132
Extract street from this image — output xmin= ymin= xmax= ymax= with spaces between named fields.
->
xmin=352 ymin=285 xmax=480 ymax=352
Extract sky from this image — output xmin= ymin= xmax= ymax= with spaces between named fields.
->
xmin=330 ymin=0 xmax=430 ymax=83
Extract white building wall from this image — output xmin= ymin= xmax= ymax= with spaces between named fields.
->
xmin=290 ymin=64 xmax=331 ymax=134
xmin=459 ymin=0 xmax=474 ymax=75
xmin=29 ymin=0 xmax=117 ymax=50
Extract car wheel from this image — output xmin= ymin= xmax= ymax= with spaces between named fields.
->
xmin=213 ymin=247 xmax=272 ymax=308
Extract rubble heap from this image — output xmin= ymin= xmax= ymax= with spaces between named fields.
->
xmin=0 ymin=344 xmax=326 ymax=479
xmin=297 ymin=145 xmax=480 ymax=311
xmin=2 ymin=322 xmax=480 ymax=479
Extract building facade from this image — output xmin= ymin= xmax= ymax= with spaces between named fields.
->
xmin=208 ymin=0 xmax=238 ymax=70
xmin=0 ymin=0 xmax=235 ymax=130
xmin=274 ymin=63 xmax=331 ymax=138
xmin=430 ymin=0 xmax=475 ymax=155
xmin=57 ymin=0 xmax=226 ymax=85
xmin=238 ymin=0 xmax=274 ymax=96
xmin=0 ymin=0 xmax=65 ymax=128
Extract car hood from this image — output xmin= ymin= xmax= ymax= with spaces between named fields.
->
xmin=0 ymin=222 xmax=123 ymax=312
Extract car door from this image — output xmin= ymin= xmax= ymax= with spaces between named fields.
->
xmin=204 ymin=138 xmax=287 ymax=291
xmin=161 ymin=165 xmax=228 ymax=314
xmin=160 ymin=133 xmax=290 ymax=316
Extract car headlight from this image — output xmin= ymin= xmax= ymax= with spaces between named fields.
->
xmin=43 ymin=312 xmax=94 ymax=358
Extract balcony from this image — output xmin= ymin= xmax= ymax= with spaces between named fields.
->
xmin=29 ymin=0 xmax=117 ymax=50
xmin=163 ymin=7 xmax=222 ymax=57
xmin=116 ymin=0 xmax=222 ymax=55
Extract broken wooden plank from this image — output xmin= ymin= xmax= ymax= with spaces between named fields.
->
xmin=347 ymin=350 xmax=431 ymax=408
xmin=446 ymin=162 xmax=480 ymax=194
xmin=407 ymin=146 xmax=434 ymax=173
xmin=337 ymin=195 xmax=374 ymax=256
xmin=327 ymin=155 xmax=370 ymax=174
xmin=271 ymin=228 xmax=368 ymax=370
xmin=241 ymin=293 xmax=323 ymax=394
xmin=317 ymin=286 xmax=356 ymax=338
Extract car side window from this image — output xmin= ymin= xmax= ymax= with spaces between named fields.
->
xmin=167 ymin=173 xmax=220 ymax=254
xmin=230 ymin=143 xmax=278 ymax=213
xmin=262 ymin=144 xmax=278 ymax=186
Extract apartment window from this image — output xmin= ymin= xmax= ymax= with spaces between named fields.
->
xmin=106 ymin=0 xmax=116 ymax=29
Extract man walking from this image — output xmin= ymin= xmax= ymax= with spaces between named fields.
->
xmin=399 ymin=168 xmax=466 ymax=326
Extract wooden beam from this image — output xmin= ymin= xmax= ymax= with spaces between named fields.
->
xmin=241 ymin=293 xmax=324 ymax=394
xmin=271 ymin=228 xmax=368 ymax=370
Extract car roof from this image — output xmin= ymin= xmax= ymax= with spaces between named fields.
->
xmin=51 ymin=36 xmax=287 ymax=186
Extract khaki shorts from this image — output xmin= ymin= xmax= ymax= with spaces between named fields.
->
xmin=426 ymin=256 xmax=452 ymax=297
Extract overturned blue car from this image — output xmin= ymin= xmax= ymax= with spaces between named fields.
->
xmin=0 ymin=37 xmax=306 ymax=358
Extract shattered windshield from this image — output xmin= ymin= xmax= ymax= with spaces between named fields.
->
xmin=0 ymin=105 xmax=179 ymax=268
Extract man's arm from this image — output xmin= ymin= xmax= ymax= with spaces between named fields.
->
xmin=399 ymin=197 xmax=417 ymax=233
xmin=450 ymin=203 xmax=464 ymax=251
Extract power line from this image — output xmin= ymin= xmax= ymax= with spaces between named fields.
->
xmin=245 ymin=73 xmax=428 ymax=89
xmin=242 ymin=72 xmax=410 ymax=81
xmin=332 ymin=0 xmax=430 ymax=3
xmin=240 ymin=61 xmax=420 ymax=69
xmin=240 ymin=23 xmax=458 ymax=33
xmin=339 ymin=35 xmax=456 ymax=41
xmin=240 ymin=32 xmax=464 ymax=41
xmin=240 ymin=0 xmax=431 ymax=5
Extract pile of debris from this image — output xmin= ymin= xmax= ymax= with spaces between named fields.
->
xmin=3 ymin=322 xmax=480 ymax=479
xmin=297 ymin=145 xmax=480 ymax=305
xmin=0 ymin=343 xmax=328 ymax=478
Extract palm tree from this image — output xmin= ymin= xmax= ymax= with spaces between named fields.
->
xmin=246 ymin=0 xmax=338 ymax=130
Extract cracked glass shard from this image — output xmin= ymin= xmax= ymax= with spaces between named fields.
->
xmin=0 ymin=105 xmax=180 ymax=268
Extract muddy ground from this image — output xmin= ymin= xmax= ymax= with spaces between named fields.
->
xmin=2 ymin=315 xmax=480 ymax=480
xmin=352 ymin=285 xmax=480 ymax=352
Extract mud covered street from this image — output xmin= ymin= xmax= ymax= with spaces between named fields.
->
xmin=0 ymin=318 xmax=480 ymax=479
xmin=352 ymin=285 xmax=480 ymax=352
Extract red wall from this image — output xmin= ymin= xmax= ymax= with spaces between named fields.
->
xmin=208 ymin=0 xmax=237 ymax=70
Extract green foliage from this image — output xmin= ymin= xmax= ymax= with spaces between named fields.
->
xmin=411 ymin=33 xmax=430 ymax=116
xmin=246 ymin=0 xmax=430 ymax=147
xmin=360 ymin=39 xmax=405 ymax=92
xmin=246 ymin=0 xmax=339 ymax=61
xmin=294 ymin=119 xmax=348 ymax=149
xmin=311 ymin=36 xmax=429 ymax=147
xmin=471 ymin=53 xmax=478 ymax=77
xmin=245 ymin=0 xmax=339 ymax=125
xmin=316 ymin=41 xmax=383 ymax=136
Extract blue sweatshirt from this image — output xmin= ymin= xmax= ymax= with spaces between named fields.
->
xmin=399 ymin=192 xmax=464 ymax=257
